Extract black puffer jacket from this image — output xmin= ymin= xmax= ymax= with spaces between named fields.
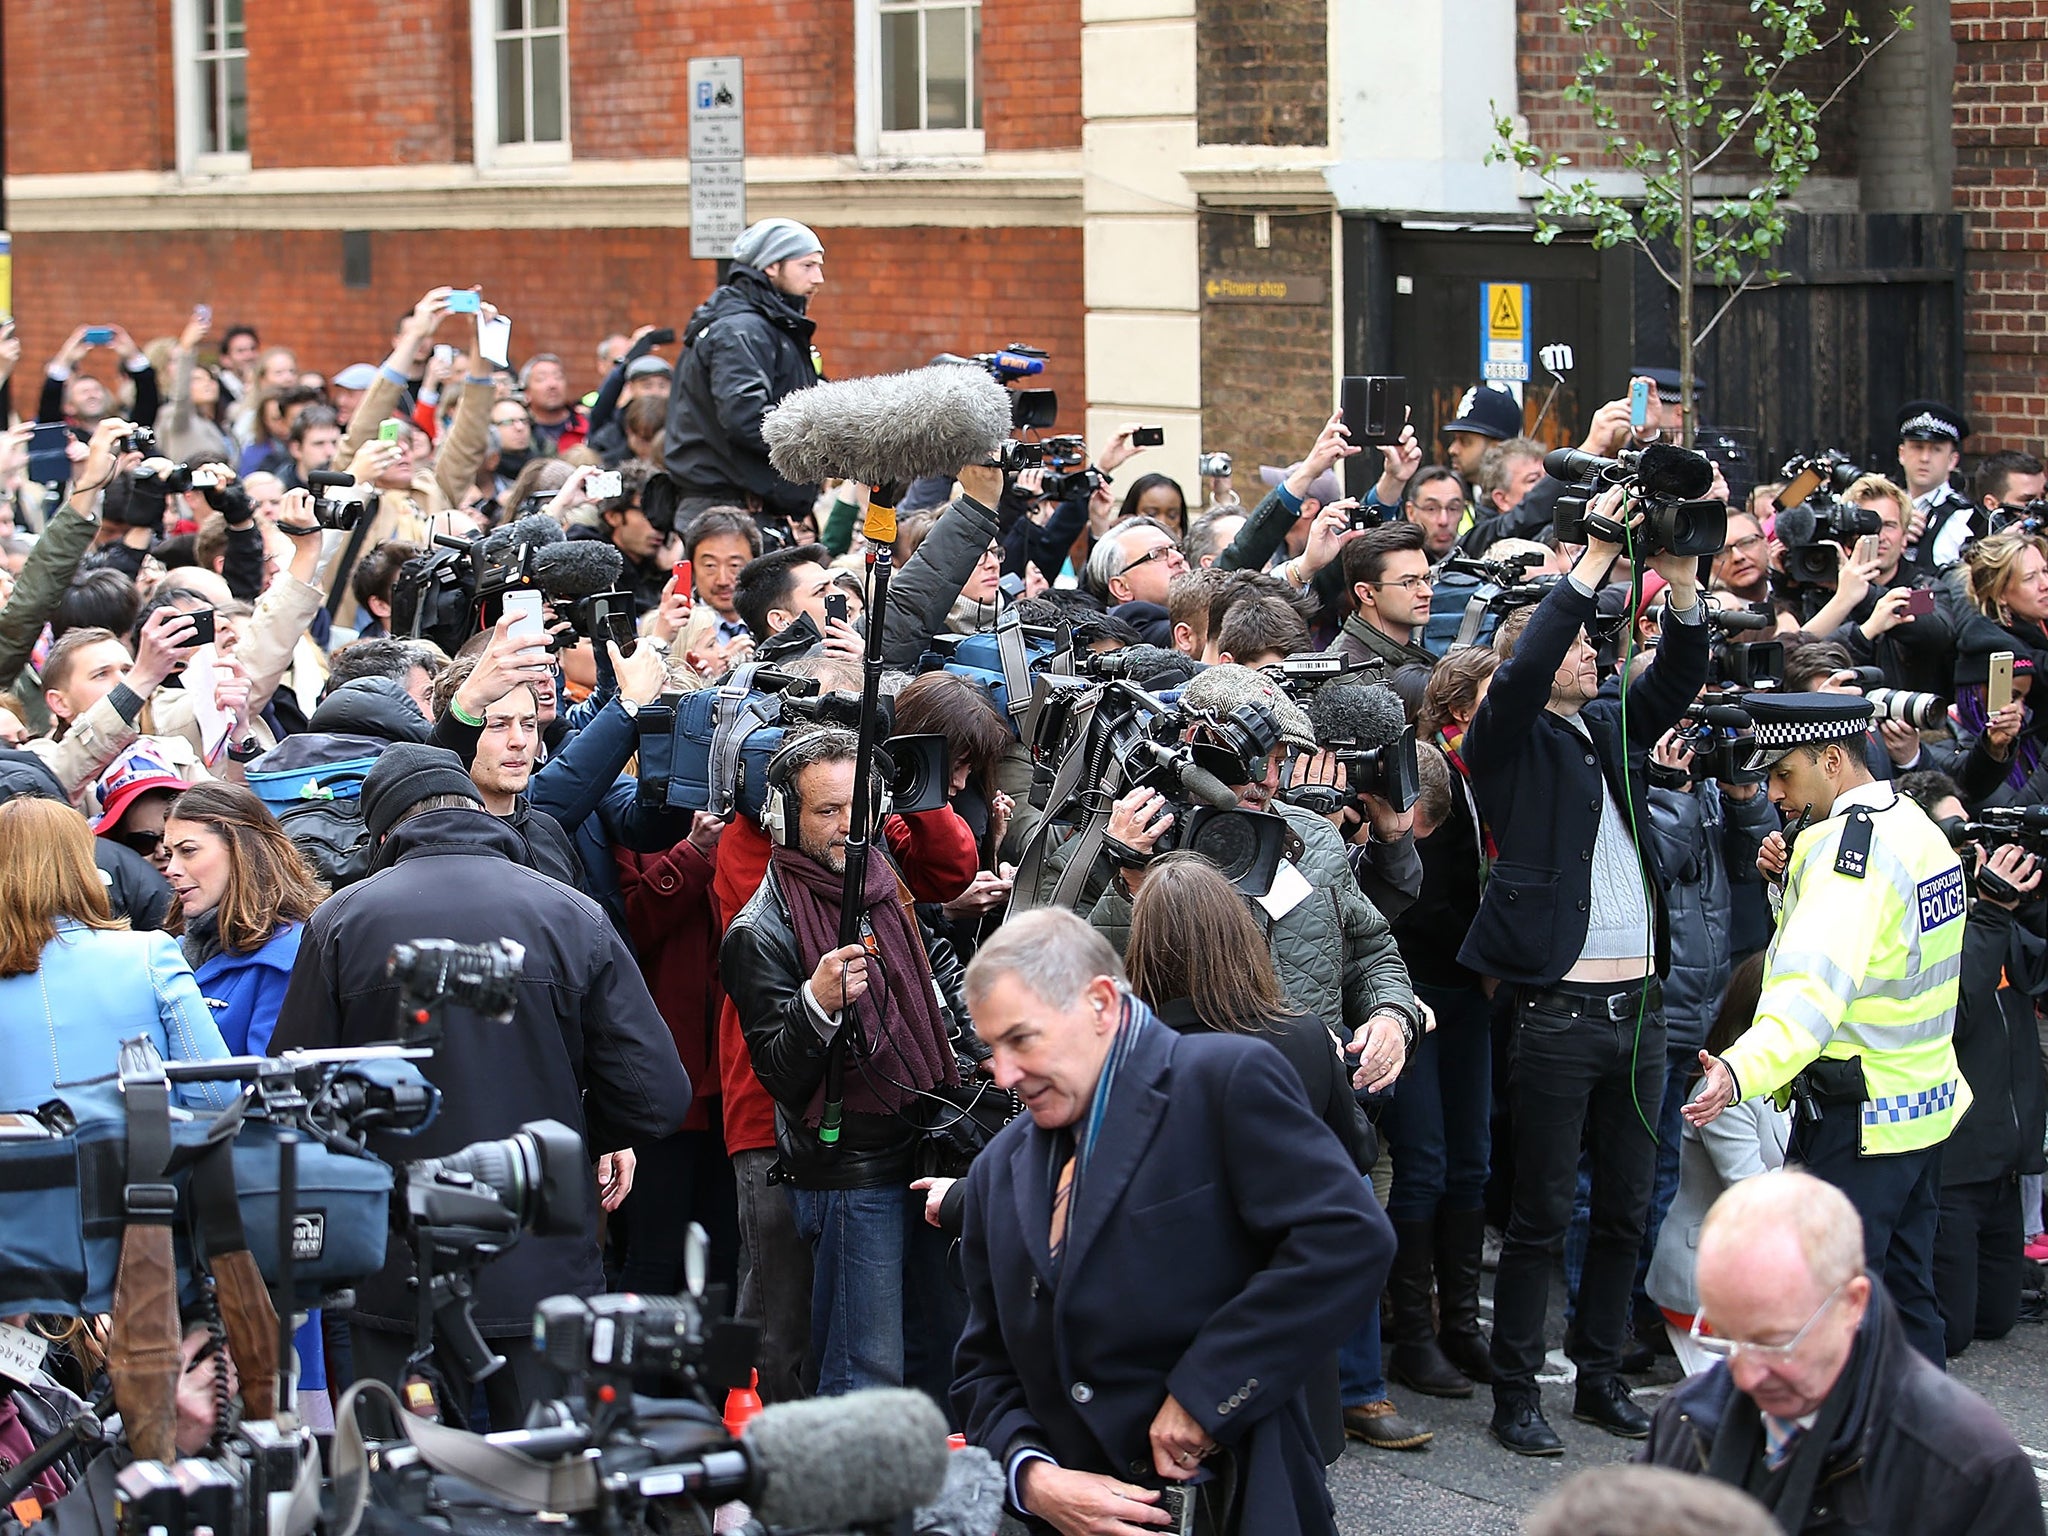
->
xmin=720 ymin=862 xmax=971 ymax=1191
xmin=663 ymin=266 xmax=819 ymax=517
xmin=1639 ymin=1279 xmax=2044 ymax=1534
xmin=271 ymin=808 xmax=691 ymax=1335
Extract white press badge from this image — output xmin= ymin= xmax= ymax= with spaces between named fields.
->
xmin=1257 ymin=860 xmax=1314 ymax=921
xmin=0 ymin=1319 xmax=49 ymax=1384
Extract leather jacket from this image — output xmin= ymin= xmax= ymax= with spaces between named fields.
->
xmin=720 ymin=862 xmax=974 ymax=1190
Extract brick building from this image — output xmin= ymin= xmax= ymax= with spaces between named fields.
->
xmin=0 ymin=0 xmax=2034 ymax=494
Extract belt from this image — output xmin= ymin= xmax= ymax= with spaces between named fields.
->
xmin=1522 ymin=978 xmax=1663 ymax=1022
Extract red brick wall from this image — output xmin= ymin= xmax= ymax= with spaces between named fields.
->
xmin=8 ymin=224 xmax=1088 ymax=429
xmin=1952 ymin=0 xmax=2048 ymax=452
xmin=250 ymin=0 xmax=467 ymax=167
xmin=982 ymin=0 xmax=1083 ymax=151
xmin=6 ymin=0 xmax=170 ymax=174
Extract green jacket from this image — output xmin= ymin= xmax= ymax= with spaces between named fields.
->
xmin=0 ymin=503 xmax=100 ymax=732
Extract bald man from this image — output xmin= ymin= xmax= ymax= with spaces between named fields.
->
xmin=1638 ymin=1171 xmax=2040 ymax=1534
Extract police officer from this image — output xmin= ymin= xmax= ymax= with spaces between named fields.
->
xmin=1893 ymin=399 xmax=1975 ymax=572
xmin=1685 ymin=693 xmax=1969 ymax=1364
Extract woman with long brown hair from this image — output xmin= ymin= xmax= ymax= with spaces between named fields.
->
xmin=162 ymin=783 xmax=327 ymax=1057
xmin=0 ymin=797 xmax=230 ymax=1110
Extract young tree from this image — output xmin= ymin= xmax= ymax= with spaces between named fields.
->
xmin=1491 ymin=0 xmax=1912 ymax=445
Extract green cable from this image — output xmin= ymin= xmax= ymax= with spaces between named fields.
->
xmin=1613 ymin=504 xmax=1660 ymax=1140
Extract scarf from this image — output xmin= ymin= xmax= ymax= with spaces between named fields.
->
xmin=179 ymin=907 xmax=226 ymax=971
xmin=1438 ymin=726 xmax=1498 ymax=860
xmin=1956 ymin=685 xmax=2042 ymax=792
xmin=770 ymin=844 xmax=958 ymax=1120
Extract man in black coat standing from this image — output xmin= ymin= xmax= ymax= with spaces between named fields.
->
xmin=1458 ymin=487 xmax=1709 ymax=1455
xmin=953 ymin=910 xmax=1390 ymax=1536
xmin=664 ymin=218 xmax=825 ymax=526
xmin=271 ymin=745 xmax=692 ymax=1429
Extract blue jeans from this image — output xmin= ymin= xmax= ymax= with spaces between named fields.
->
xmin=1337 ymin=1306 xmax=1385 ymax=1407
xmin=1386 ymin=981 xmax=1494 ymax=1223
xmin=1564 ymin=1043 xmax=1689 ymax=1323
xmin=790 ymin=1183 xmax=959 ymax=1399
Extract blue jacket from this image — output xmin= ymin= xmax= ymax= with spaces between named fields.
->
xmin=192 ymin=923 xmax=306 ymax=1057
xmin=1644 ymin=781 xmax=1776 ymax=1050
xmin=0 ymin=921 xmax=231 ymax=1110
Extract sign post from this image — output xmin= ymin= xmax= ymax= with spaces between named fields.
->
xmin=1480 ymin=281 xmax=1531 ymax=395
xmin=688 ymin=57 xmax=746 ymax=263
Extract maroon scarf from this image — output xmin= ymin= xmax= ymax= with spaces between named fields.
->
xmin=769 ymin=844 xmax=958 ymax=1120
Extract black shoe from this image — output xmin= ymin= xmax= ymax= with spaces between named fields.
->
xmin=1490 ymin=1398 xmax=1564 ymax=1457
xmin=1573 ymin=1376 xmax=1651 ymax=1438
xmin=1387 ymin=1338 xmax=1474 ymax=1399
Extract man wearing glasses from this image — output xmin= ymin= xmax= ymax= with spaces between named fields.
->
xmin=1086 ymin=518 xmax=1187 ymax=646
xmin=1337 ymin=522 xmax=1439 ymax=672
xmin=1404 ymin=467 xmax=1471 ymax=561
xmin=1640 ymin=1170 xmax=2040 ymax=1535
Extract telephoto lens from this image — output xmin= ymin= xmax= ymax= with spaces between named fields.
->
xmin=1866 ymin=687 xmax=1946 ymax=730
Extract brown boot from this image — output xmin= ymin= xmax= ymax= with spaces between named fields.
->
xmin=1341 ymin=1398 xmax=1434 ymax=1451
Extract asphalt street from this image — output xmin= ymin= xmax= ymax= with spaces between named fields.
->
xmin=1325 ymin=1271 xmax=2048 ymax=1533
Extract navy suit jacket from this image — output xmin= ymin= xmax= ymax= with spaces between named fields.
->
xmin=951 ymin=1018 xmax=1390 ymax=1536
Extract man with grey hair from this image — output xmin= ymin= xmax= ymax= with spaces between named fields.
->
xmin=1639 ymin=1170 xmax=2040 ymax=1534
xmin=1524 ymin=1465 xmax=1776 ymax=1536
xmin=1085 ymin=517 xmax=1187 ymax=645
xmin=953 ymin=908 xmax=1391 ymax=1536
xmin=720 ymin=725 xmax=971 ymax=1399
xmin=666 ymin=217 xmax=828 ymax=524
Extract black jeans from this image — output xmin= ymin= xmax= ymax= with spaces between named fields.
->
xmin=1935 ymin=1172 xmax=2026 ymax=1359
xmin=1491 ymin=985 xmax=1665 ymax=1400
xmin=615 ymin=1127 xmax=741 ymax=1299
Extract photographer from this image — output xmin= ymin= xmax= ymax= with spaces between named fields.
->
xmin=718 ymin=727 xmax=975 ymax=1398
xmin=1793 ymin=475 xmax=1957 ymax=697
xmin=272 ymin=746 xmax=692 ymax=1428
xmin=1974 ymin=449 xmax=2047 ymax=532
xmin=1458 ymin=485 xmax=1708 ymax=1455
xmin=567 ymin=462 xmax=673 ymax=615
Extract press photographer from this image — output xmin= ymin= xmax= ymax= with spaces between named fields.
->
xmin=1458 ymin=480 xmax=1710 ymax=1456
xmin=272 ymin=746 xmax=692 ymax=1428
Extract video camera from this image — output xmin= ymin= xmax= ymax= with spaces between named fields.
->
xmin=1545 ymin=443 xmax=1726 ymax=557
xmin=305 ymin=469 xmax=368 ymax=532
xmin=1676 ymin=688 xmax=1761 ymax=785
xmin=1771 ymin=451 xmax=1882 ymax=588
xmin=1705 ymin=603 xmax=1784 ymax=689
xmin=1948 ymin=805 xmax=2048 ymax=864
xmin=1989 ymin=500 xmax=2048 ymax=537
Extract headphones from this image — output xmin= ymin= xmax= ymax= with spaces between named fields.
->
xmin=761 ymin=734 xmax=891 ymax=851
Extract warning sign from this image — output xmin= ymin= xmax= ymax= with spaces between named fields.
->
xmin=1480 ymin=281 xmax=1531 ymax=383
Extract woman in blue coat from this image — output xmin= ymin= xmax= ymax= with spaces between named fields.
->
xmin=163 ymin=783 xmax=331 ymax=1420
xmin=0 ymin=797 xmax=232 ymax=1112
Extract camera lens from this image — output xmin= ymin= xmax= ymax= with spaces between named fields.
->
xmin=1188 ymin=811 xmax=1259 ymax=882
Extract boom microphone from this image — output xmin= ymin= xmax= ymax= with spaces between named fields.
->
xmin=740 ymin=1388 xmax=950 ymax=1531
xmin=1308 ymin=681 xmax=1408 ymax=750
xmin=1772 ymin=501 xmax=1817 ymax=548
xmin=529 ymin=540 xmax=624 ymax=598
xmin=478 ymin=513 xmax=566 ymax=561
xmin=763 ymin=366 xmax=1014 ymax=487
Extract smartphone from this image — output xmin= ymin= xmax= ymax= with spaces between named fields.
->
xmin=824 ymin=592 xmax=850 ymax=628
xmin=1629 ymin=377 xmax=1652 ymax=431
xmin=446 ymin=290 xmax=482 ymax=314
xmin=83 ymin=326 xmax=116 ymax=347
xmin=1340 ymin=375 xmax=1407 ymax=499
xmin=194 ymin=304 xmax=212 ymax=326
xmin=433 ymin=343 xmax=456 ymax=368
xmin=1132 ymin=425 xmax=1165 ymax=447
xmin=503 ymin=589 xmax=546 ymax=643
xmin=588 ymin=469 xmax=623 ymax=500
xmin=1903 ymin=587 xmax=1936 ymax=619
xmin=185 ymin=607 xmax=217 ymax=649
xmin=1152 ymin=1485 xmax=1197 ymax=1536
xmin=1853 ymin=533 xmax=1880 ymax=567
xmin=1989 ymin=651 xmax=2015 ymax=716
xmin=673 ymin=559 xmax=692 ymax=596
xmin=27 ymin=421 xmax=73 ymax=485
xmin=378 ymin=418 xmax=404 ymax=443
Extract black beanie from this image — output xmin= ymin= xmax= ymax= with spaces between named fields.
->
xmin=359 ymin=743 xmax=483 ymax=840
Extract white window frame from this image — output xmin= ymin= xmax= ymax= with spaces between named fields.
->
xmin=172 ymin=0 xmax=251 ymax=177
xmin=471 ymin=0 xmax=572 ymax=170
xmin=855 ymin=0 xmax=985 ymax=161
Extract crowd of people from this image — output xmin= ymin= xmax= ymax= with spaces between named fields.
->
xmin=1 ymin=213 xmax=2045 ymax=1536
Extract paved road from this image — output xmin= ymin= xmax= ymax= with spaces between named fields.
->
xmin=1326 ymin=1277 xmax=2048 ymax=1532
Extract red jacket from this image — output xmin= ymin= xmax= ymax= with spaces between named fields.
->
xmin=711 ymin=808 xmax=980 ymax=1155
xmin=614 ymin=837 xmax=721 ymax=1133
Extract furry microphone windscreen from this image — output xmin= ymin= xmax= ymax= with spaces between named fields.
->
xmin=478 ymin=513 xmax=566 ymax=560
xmin=763 ymin=366 xmax=1014 ymax=487
xmin=1771 ymin=500 xmax=1817 ymax=547
xmin=1308 ymin=681 xmax=1409 ymax=749
xmin=528 ymin=540 xmax=624 ymax=598
xmin=743 ymin=1388 xmax=950 ymax=1531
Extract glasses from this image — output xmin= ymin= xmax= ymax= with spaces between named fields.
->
xmin=492 ymin=415 xmax=532 ymax=428
xmin=1722 ymin=533 xmax=1768 ymax=556
xmin=1121 ymin=544 xmax=1182 ymax=575
xmin=117 ymin=829 xmax=163 ymax=857
xmin=1413 ymin=499 xmax=1469 ymax=517
xmin=1690 ymin=1280 xmax=1847 ymax=1363
xmin=1371 ymin=574 xmax=1434 ymax=593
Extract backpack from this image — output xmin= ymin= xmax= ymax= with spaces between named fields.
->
xmin=276 ymin=798 xmax=375 ymax=889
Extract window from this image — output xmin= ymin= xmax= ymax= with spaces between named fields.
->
xmin=173 ymin=0 xmax=249 ymax=174
xmin=865 ymin=0 xmax=984 ymax=157
xmin=473 ymin=0 xmax=570 ymax=167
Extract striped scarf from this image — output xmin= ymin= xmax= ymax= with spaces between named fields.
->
xmin=1438 ymin=725 xmax=1498 ymax=860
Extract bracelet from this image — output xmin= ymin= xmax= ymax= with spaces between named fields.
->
xmin=448 ymin=697 xmax=484 ymax=728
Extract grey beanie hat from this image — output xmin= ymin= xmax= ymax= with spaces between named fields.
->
xmin=732 ymin=218 xmax=824 ymax=271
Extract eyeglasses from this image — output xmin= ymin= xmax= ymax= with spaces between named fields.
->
xmin=1690 ymin=1280 xmax=1848 ymax=1363
xmin=1370 ymin=574 xmax=1434 ymax=593
xmin=492 ymin=415 xmax=532 ymax=428
xmin=1412 ymin=499 xmax=1469 ymax=517
xmin=1722 ymin=533 xmax=1768 ymax=556
xmin=1121 ymin=544 xmax=1182 ymax=575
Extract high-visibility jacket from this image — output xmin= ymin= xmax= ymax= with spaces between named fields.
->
xmin=1723 ymin=782 xmax=1970 ymax=1155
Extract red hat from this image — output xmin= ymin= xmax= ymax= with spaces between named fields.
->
xmin=90 ymin=742 xmax=191 ymax=833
